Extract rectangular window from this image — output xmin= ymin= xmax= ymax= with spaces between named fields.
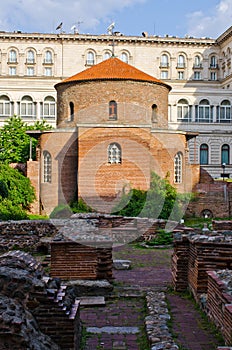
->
xmin=27 ymin=67 xmax=34 ymax=76
xmin=45 ymin=67 xmax=52 ymax=76
xmin=194 ymin=71 xmax=201 ymax=80
xmin=9 ymin=67 xmax=16 ymax=75
xmin=210 ymin=72 xmax=217 ymax=80
xmin=161 ymin=71 xmax=168 ymax=79
xmin=178 ymin=71 xmax=184 ymax=80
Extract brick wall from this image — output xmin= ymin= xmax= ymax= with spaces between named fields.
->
xmin=207 ymin=270 xmax=232 ymax=346
xmin=56 ymin=80 xmax=169 ymax=129
xmin=187 ymin=170 xmax=232 ymax=218
xmin=50 ymin=241 xmax=113 ymax=281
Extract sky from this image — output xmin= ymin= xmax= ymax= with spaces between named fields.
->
xmin=1 ymin=0 xmax=232 ymax=39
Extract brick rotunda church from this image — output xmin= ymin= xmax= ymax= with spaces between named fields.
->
xmin=28 ymin=57 xmax=200 ymax=215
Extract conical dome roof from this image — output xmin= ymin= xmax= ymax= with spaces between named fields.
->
xmin=56 ymin=57 xmax=171 ymax=90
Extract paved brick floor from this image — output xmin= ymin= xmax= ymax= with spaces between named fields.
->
xmin=80 ymin=244 xmax=224 ymax=350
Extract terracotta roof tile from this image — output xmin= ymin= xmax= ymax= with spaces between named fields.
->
xmin=57 ymin=57 xmax=171 ymax=90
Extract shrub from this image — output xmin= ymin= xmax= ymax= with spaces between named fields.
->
xmin=0 ymin=199 xmax=29 ymax=220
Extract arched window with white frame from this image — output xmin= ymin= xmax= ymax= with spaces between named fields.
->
xmin=217 ymin=100 xmax=231 ymax=123
xmin=43 ymin=96 xmax=56 ymax=119
xmin=177 ymin=54 xmax=185 ymax=68
xmin=103 ymin=51 xmax=111 ymax=60
xmin=120 ymin=52 xmax=128 ymax=63
xmin=9 ymin=49 xmax=17 ymax=63
xmin=177 ymin=99 xmax=191 ymax=122
xmin=27 ymin=50 xmax=35 ymax=64
xmin=160 ymin=54 xmax=169 ymax=68
xmin=43 ymin=151 xmax=52 ymax=183
xmin=0 ymin=95 xmax=11 ymax=117
xmin=20 ymin=96 xmax=36 ymax=119
xmin=44 ymin=50 xmax=53 ymax=64
xmin=196 ymin=99 xmax=212 ymax=123
xmin=108 ymin=143 xmax=121 ymax=164
xmin=86 ymin=51 xmax=95 ymax=65
xmin=174 ymin=152 xmax=183 ymax=184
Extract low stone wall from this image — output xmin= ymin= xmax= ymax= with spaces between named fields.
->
xmin=0 ymin=250 xmax=81 ymax=350
xmin=207 ymin=270 xmax=232 ymax=346
xmin=0 ymin=220 xmax=58 ymax=253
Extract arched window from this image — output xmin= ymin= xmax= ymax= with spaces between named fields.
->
xmin=200 ymin=144 xmax=209 ymax=165
xmin=43 ymin=96 xmax=55 ymax=119
xmin=160 ymin=54 xmax=169 ymax=68
xmin=69 ymin=101 xmax=74 ymax=121
xmin=109 ymin=100 xmax=117 ymax=120
xmin=27 ymin=50 xmax=35 ymax=64
xmin=218 ymin=100 xmax=231 ymax=123
xmin=221 ymin=144 xmax=230 ymax=165
xmin=174 ymin=152 xmax=183 ymax=184
xmin=177 ymin=99 xmax=191 ymax=122
xmin=43 ymin=151 xmax=52 ymax=183
xmin=44 ymin=50 xmax=52 ymax=64
xmin=9 ymin=49 xmax=17 ymax=63
xmin=86 ymin=51 xmax=95 ymax=65
xmin=196 ymin=99 xmax=211 ymax=123
xmin=120 ymin=52 xmax=128 ymax=63
xmin=152 ymin=104 xmax=158 ymax=122
xmin=210 ymin=55 xmax=217 ymax=68
xmin=194 ymin=55 xmax=201 ymax=68
xmin=103 ymin=52 xmax=111 ymax=60
xmin=0 ymin=95 xmax=11 ymax=117
xmin=20 ymin=96 xmax=36 ymax=118
xmin=177 ymin=55 xmax=185 ymax=68
xmin=108 ymin=143 xmax=121 ymax=164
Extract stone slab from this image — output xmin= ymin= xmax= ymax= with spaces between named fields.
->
xmin=113 ymin=260 xmax=131 ymax=270
xmin=79 ymin=296 xmax=105 ymax=306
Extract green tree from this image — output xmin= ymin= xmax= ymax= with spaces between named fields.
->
xmin=0 ymin=163 xmax=36 ymax=220
xmin=0 ymin=116 xmax=52 ymax=163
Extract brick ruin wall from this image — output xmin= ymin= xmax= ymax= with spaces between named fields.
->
xmin=172 ymin=221 xmax=232 ymax=346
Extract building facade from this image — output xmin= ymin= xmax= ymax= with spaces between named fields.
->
xmin=34 ymin=57 xmax=199 ymax=214
xmin=0 ymin=28 xmax=232 ymax=178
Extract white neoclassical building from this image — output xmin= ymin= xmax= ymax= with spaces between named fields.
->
xmin=1 ymin=27 xmax=232 ymax=178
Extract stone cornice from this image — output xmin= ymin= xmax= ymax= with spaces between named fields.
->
xmin=0 ymin=31 xmax=217 ymax=48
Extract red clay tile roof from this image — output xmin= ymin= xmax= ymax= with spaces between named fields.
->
xmin=56 ymin=57 xmax=171 ymax=90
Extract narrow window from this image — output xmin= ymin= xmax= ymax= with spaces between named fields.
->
xmin=109 ymin=100 xmax=117 ymax=120
xmin=45 ymin=50 xmax=52 ymax=64
xmin=43 ymin=151 xmax=52 ymax=183
xmin=174 ymin=152 xmax=183 ymax=184
xmin=221 ymin=144 xmax=230 ymax=165
xmin=108 ymin=143 xmax=121 ymax=164
xmin=152 ymin=104 xmax=158 ymax=122
xmin=160 ymin=54 xmax=169 ymax=68
xmin=200 ymin=144 xmax=209 ymax=165
xmin=177 ymin=55 xmax=185 ymax=68
xmin=121 ymin=52 xmax=128 ymax=63
xmin=27 ymin=50 xmax=35 ymax=64
xmin=9 ymin=49 xmax=17 ymax=63
xmin=69 ymin=101 xmax=74 ymax=121
xmin=86 ymin=51 xmax=95 ymax=65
